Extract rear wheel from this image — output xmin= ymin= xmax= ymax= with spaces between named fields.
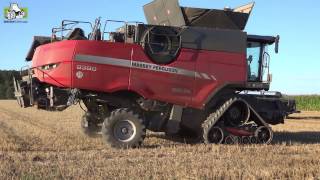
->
xmin=101 ymin=108 xmax=146 ymax=148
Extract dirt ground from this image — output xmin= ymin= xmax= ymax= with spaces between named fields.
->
xmin=0 ymin=100 xmax=319 ymax=179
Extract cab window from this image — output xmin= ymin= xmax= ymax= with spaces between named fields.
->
xmin=247 ymin=42 xmax=262 ymax=82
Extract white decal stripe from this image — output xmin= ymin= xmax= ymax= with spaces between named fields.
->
xmin=177 ymin=68 xmax=196 ymax=78
xmin=195 ymin=72 xmax=202 ymax=79
xmin=211 ymin=75 xmax=217 ymax=81
xmin=75 ymin=54 xmax=216 ymax=81
xmin=201 ymin=73 xmax=211 ymax=80
xmin=75 ymin=54 xmax=132 ymax=68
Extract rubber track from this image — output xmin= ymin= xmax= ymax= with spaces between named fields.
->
xmin=202 ymin=97 xmax=272 ymax=144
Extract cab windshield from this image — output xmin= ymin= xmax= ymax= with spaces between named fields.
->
xmin=247 ymin=42 xmax=263 ymax=82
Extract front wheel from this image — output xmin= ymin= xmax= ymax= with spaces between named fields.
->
xmin=101 ymin=108 xmax=146 ymax=149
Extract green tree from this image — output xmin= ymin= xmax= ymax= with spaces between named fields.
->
xmin=0 ymin=84 xmax=5 ymax=99
xmin=5 ymin=85 xmax=14 ymax=99
xmin=0 ymin=70 xmax=19 ymax=99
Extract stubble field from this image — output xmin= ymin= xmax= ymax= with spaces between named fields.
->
xmin=0 ymin=100 xmax=320 ymax=179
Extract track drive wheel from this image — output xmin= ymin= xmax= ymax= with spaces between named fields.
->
xmin=101 ymin=108 xmax=146 ymax=149
xmin=206 ymin=127 xmax=224 ymax=144
xmin=81 ymin=112 xmax=102 ymax=137
xmin=255 ymin=126 xmax=273 ymax=144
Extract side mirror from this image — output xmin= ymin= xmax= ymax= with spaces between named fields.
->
xmin=275 ymin=35 xmax=280 ymax=54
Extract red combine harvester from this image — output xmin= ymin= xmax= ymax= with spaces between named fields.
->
xmin=14 ymin=0 xmax=297 ymax=148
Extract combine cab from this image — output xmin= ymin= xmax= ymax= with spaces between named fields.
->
xmin=14 ymin=0 xmax=297 ymax=148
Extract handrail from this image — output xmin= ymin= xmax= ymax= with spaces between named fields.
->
xmin=51 ymin=20 xmax=93 ymax=40
xmin=61 ymin=20 xmax=93 ymax=39
xmin=51 ymin=18 xmax=144 ymax=42
xmin=88 ymin=17 xmax=101 ymax=40
xmin=262 ymin=51 xmax=271 ymax=83
xmin=102 ymin=20 xmax=143 ymax=42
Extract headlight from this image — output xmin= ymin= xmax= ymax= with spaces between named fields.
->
xmin=40 ymin=63 xmax=60 ymax=70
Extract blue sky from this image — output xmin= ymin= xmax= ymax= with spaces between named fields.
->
xmin=0 ymin=0 xmax=319 ymax=95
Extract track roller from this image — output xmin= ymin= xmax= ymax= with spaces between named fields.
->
xmin=207 ymin=127 xmax=224 ymax=144
xmin=250 ymin=136 xmax=258 ymax=144
xmin=224 ymin=135 xmax=241 ymax=144
xmin=241 ymin=136 xmax=251 ymax=144
xmin=255 ymin=126 xmax=273 ymax=144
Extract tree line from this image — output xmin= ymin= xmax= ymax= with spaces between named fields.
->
xmin=0 ymin=70 xmax=20 ymax=99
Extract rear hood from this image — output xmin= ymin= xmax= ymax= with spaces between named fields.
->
xmin=32 ymin=40 xmax=77 ymax=67
xmin=26 ymin=36 xmax=51 ymax=61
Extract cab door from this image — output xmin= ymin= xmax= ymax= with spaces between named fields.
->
xmin=247 ymin=41 xmax=263 ymax=82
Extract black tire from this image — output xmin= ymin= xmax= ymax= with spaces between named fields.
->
xmin=101 ymin=108 xmax=146 ymax=149
xmin=81 ymin=112 xmax=102 ymax=137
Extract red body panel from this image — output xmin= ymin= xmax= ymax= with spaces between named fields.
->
xmin=130 ymin=47 xmax=196 ymax=107
xmin=193 ymin=50 xmax=247 ymax=107
xmin=32 ymin=40 xmax=247 ymax=109
xmin=225 ymin=127 xmax=254 ymax=137
xmin=73 ymin=41 xmax=132 ymax=92
xmin=32 ymin=41 xmax=76 ymax=87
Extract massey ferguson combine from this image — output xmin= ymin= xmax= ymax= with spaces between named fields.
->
xmin=14 ymin=0 xmax=297 ymax=148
